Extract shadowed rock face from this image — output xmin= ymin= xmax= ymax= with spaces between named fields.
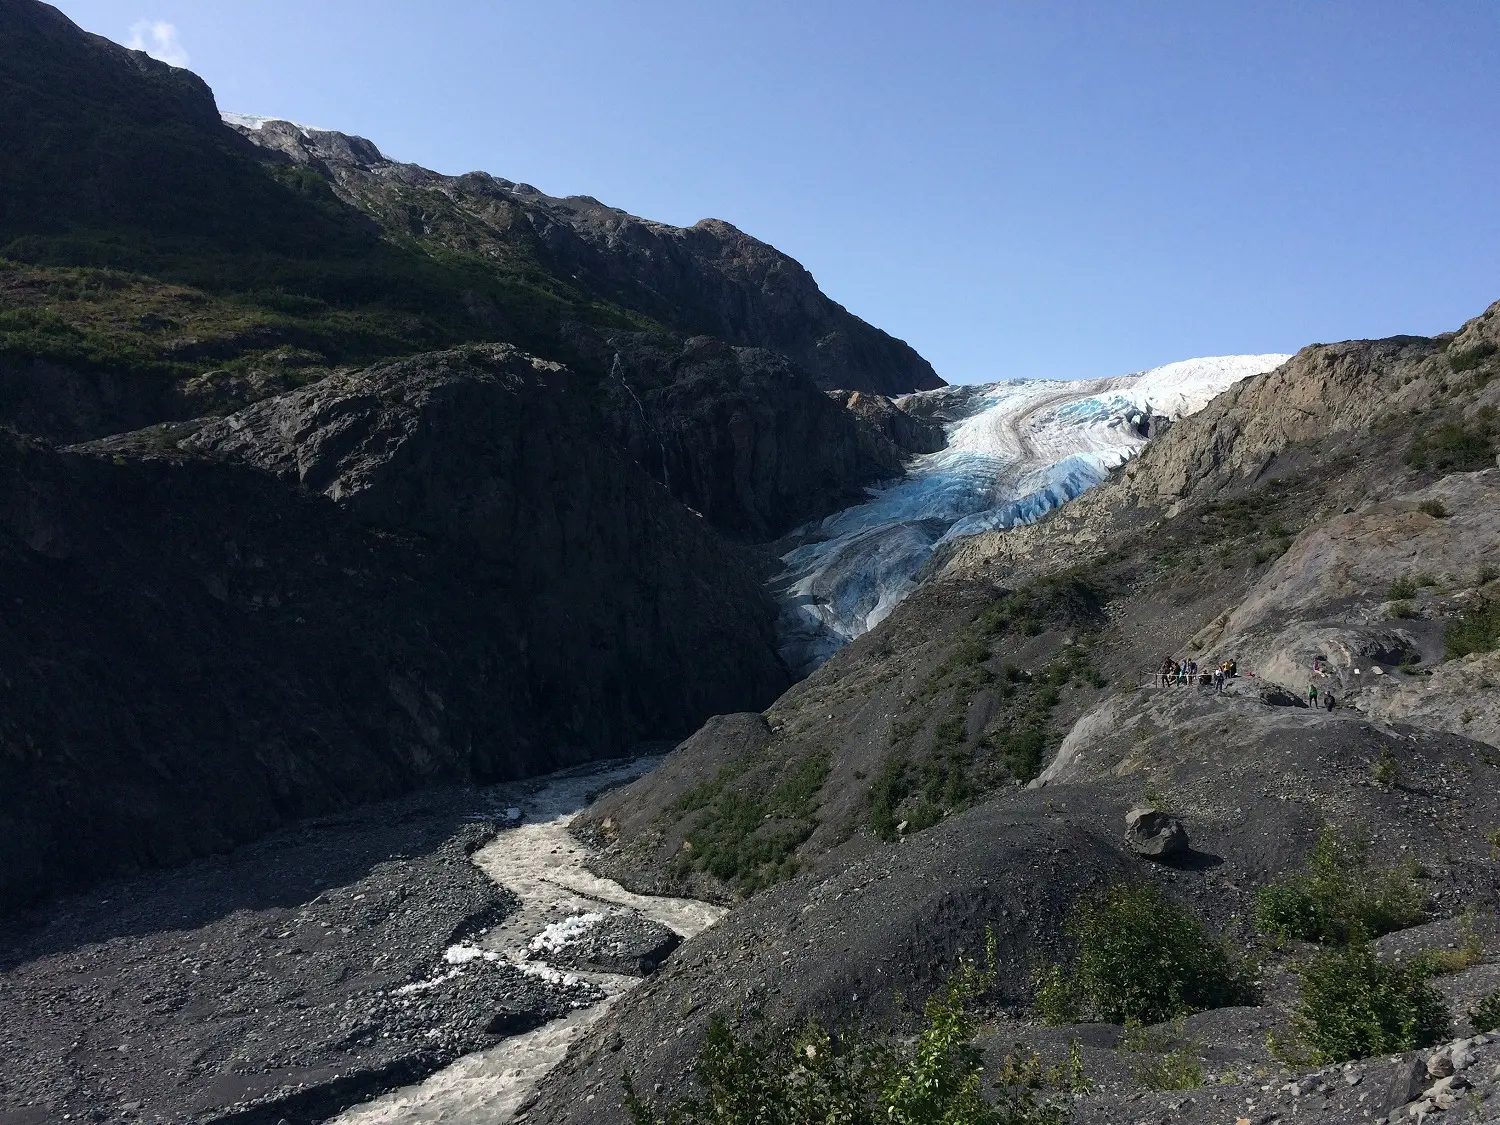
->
xmin=0 ymin=344 xmax=788 ymax=911
xmin=589 ymin=336 xmax=927 ymax=540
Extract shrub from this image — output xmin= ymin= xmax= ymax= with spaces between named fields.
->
xmin=1371 ymin=747 xmax=1399 ymax=788
xmin=1405 ymin=407 xmax=1498 ymax=472
xmin=1387 ymin=574 xmax=1419 ymax=600
xmin=1471 ymin=989 xmax=1500 ymax=1033
xmin=1285 ymin=934 xmax=1449 ymax=1063
xmin=1446 ymin=599 xmax=1500 ymax=659
xmin=1418 ymin=913 xmax=1484 ymax=975
xmin=1037 ymin=882 xmax=1254 ymax=1026
xmin=1254 ymin=826 xmax=1424 ymax=944
xmin=1389 ymin=600 xmax=1418 ymax=620
xmin=625 ymin=937 xmax=1071 ymax=1125
xmin=673 ymin=751 xmax=830 ymax=893
xmin=1450 ymin=341 xmax=1498 ymax=373
xmin=1119 ymin=1021 xmax=1205 ymax=1091
xmin=1418 ymin=499 xmax=1449 ymax=519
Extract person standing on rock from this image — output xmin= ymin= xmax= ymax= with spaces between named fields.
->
xmin=1214 ymin=666 xmax=1225 ymax=694
xmin=1188 ymin=659 xmax=1198 ymax=684
xmin=1307 ymin=681 xmax=1319 ymax=708
xmin=1324 ymin=691 xmax=1336 ymax=711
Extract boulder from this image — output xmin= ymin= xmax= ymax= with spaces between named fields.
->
xmin=1124 ymin=805 xmax=1190 ymax=859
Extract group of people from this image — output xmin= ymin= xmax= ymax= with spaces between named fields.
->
xmin=1308 ymin=680 xmax=1337 ymax=711
xmin=1156 ymin=656 xmax=1237 ymax=692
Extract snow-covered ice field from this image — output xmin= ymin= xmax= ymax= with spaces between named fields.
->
xmin=774 ymin=355 xmax=1291 ymax=675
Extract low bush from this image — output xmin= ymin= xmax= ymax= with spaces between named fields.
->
xmin=1371 ymin=747 xmax=1399 ymax=788
xmin=1285 ymin=934 xmax=1449 ymax=1063
xmin=1450 ymin=341 xmax=1498 ymax=373
xmin=1254 ymin=826 xmax=1425 ymax=945
xmin=1418 ymin=499 xmax=1449 ymax=519
xmin=1418 ymin=913 xmax=1484 ymax=975
xmin=1388 ymin=574 xmax=1419 ymax=600
xmin=1119 ymin=1021 xmax=1205 ymax=1091
xmin=625 ymin=937 xmax=1074 ymax=1125
xmin=1036 ymin=882 xmax=1254 ymax=1026
xmin=1405 ymin=406 xmax=1498 ymax=473
xmin=1446 ymin=598 xmax=1500 ymax=659
xmin=1471 ymin=989 xmax=1500 ymax=1033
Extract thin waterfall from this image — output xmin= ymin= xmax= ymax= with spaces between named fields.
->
xmin=611 ymin=353 xmax=671 ymax=492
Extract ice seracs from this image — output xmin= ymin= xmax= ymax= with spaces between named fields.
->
xmin=774 ymin=354 xmax=1291 ymax=676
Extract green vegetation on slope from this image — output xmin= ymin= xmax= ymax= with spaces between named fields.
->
xmin=1446 ymin=599 xmax=1500 ymax=660
xmin=1283 ymin=934 xmax=1449 ymax=1064
xmin=868 ymin=570 xmax=1108 ymax=841
xmin=1405 ymin=405 xmax=1498 ymax=473
xmin=0 ymin=11 xmax=666 ymax=397
xmin=1254 ymin=826 xmax=1426 ymax=945
xmin=626 ymin=939 xmax=1078 ymax=1125
xmin=671 ymin=748 xmax=832 ymax=895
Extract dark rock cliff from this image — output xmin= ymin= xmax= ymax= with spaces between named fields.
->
xmin=593 ymin=336 xmax=926 ymax=539
xmin=0 ymin=345 xmax=787 ymax=910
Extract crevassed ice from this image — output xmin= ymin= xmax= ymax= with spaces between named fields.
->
xmin=774 ymin=354 xmax=1291 ymax=676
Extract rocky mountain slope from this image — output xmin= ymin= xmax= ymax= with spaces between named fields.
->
xmin=527 ymin=303 xmax=1500 ymax=1123
xmin=0 ymin=0 xmax=950 ymax=913
xmin=0 ymin=345 xmax=788 ymax=911
xmin=228 ymin=116 xmax=941 ymax=398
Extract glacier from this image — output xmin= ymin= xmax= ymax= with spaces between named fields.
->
xmin=774 ymin=354 xmax=1292 ymax=676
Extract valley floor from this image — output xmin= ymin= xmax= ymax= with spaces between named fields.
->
xmin=0 ymin=761 xmax=721 ymax=1125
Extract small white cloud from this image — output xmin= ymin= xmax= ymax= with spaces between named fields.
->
xmin=126 ymin=20 xmax=189 ymax=68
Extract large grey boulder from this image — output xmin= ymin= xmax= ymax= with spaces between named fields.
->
xmin=1124 ymin=805 xmax=1190 ymax=859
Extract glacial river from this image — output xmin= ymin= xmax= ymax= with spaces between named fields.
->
xmin=332 ymin=760 xmax=724 ymax=1125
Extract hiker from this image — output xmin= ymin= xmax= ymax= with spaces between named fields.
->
xmin=1214 ymin=666 xmax=1225 ymax=694
xmin=1177 ymin=662 xmax=1188 ymax=686
xmin=1307 ymin=682 xmax=1319 ymax=708
xmin=1324 ymin=691 xmax=1336 ymax=712
xmin=1227 ymin=658 xmax=1237 ymax=676
xmin=1188 ymin=659 xmax=1198 ymax=683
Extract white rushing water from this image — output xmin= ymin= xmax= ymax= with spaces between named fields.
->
xmin=334 ymin=760 xmax=725 ymax=1125
xmin=775 ymin=354 xmax=1291 ymax=675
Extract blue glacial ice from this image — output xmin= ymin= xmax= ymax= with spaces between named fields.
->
xmin=773 ymin=354 xmax=1291 ymax=676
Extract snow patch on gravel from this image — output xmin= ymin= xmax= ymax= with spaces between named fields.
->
xmin=529 ymin=912 xmax=604 ymax=954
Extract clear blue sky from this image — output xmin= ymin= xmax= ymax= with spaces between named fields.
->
xmin=55 ymin=1 xmax=1500 ymax=384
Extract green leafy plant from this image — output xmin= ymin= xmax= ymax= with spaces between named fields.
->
xmin=1418 ymin=499 xmax=1449 ymax=519
xmin=1388 ymin=574 xmax=1419 ymax=599
xmin=1254 ymin=826 xmax=1425 ymax=944
xmin=672 ymin=750 xmax=830 ymax=894
xmin=1283 ymin=932 xmax=1449 ymax=1063
xmin=625 ymin=934 xmax=1072 ymax=1125
xmin=1036 ymin=882 xmax=1254 ymax=1026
